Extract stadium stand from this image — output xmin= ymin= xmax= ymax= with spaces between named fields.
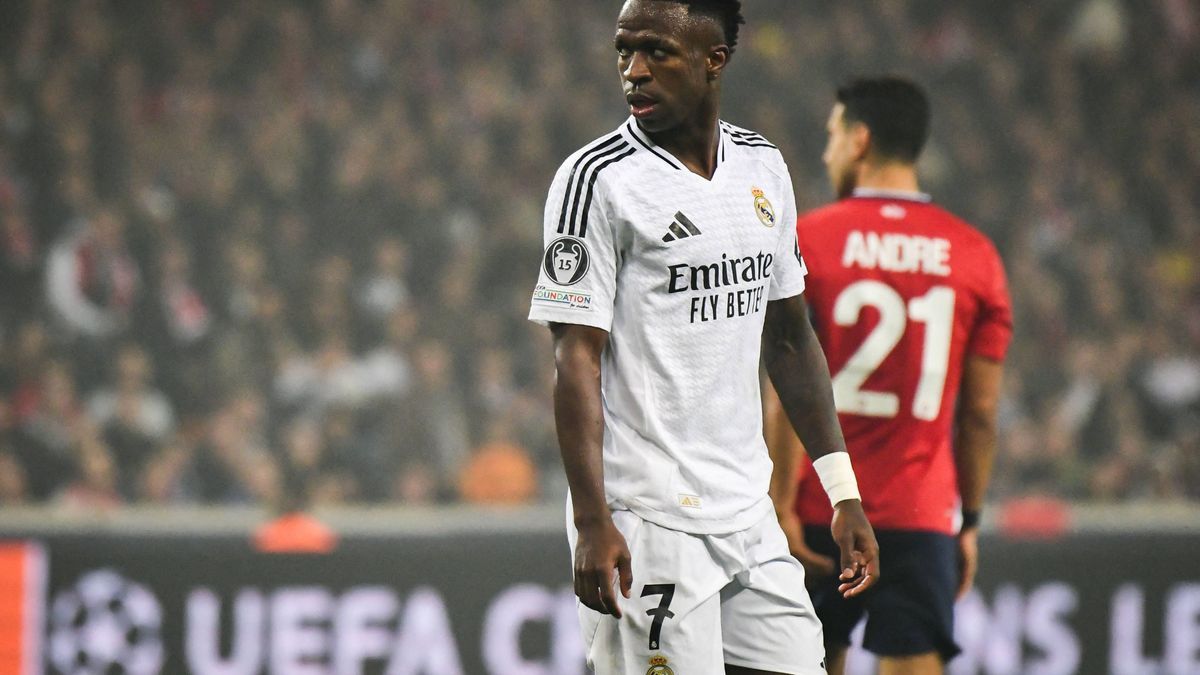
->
xmin=0 ymin=0 xmax=1196 ymax=508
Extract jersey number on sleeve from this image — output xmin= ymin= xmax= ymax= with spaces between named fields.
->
xmin=830 ymin=280 xmax=955 ymax=421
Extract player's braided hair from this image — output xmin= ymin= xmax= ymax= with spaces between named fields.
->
xmin=674 ymin=0 xmax=745 ymax=51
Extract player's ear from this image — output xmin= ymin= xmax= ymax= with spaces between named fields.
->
xmin=850 ymin=122 xmax=871 ymax=161
xmin=706 ymin=45 xmax=730 ymax=81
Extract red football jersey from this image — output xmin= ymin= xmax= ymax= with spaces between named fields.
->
xmin=795 ymin=190 xmax=1012 ymax=534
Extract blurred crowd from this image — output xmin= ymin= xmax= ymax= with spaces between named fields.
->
xmin=0 ymin=0 xmax=1196 ymax=510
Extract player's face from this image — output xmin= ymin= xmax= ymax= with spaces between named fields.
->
xmin=615 ymin=0 xmax=725 ymax=134
xmin=823 ymin=103 xmax=860 ymax=199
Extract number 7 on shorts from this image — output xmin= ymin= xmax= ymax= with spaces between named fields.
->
xmin=641 ymin=584 xmax=676 ymax=650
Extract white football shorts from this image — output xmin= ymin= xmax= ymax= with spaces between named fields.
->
xmin=569 ymin=508 xmax=827 ymax=674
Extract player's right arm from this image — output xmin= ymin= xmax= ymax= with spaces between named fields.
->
xmin=550 ymin=322 xmax=632 ymax=618
xmin=531 ymin=144 xmax=630 ymax=617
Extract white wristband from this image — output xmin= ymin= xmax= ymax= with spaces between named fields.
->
xmin=812 ymin=452 xmax=861 ymax=507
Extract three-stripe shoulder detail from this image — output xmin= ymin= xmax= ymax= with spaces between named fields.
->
xmin=577 ymin=146 xmax=635 ymax=238
xmin=557 ymin=133 xmax=622 ymax=234
xmin=722 ymin=122 xmax=778 ymax=149
xmin=557 ymin=133 xmax=636 ymax=238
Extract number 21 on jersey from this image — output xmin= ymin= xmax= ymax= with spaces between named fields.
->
xmin=830 ymin=280 xmax=955 ymax=421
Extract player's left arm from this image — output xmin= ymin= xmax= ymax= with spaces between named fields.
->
xmin=955 ymin=240 xmax=1014 ymax=598
xmin=953 ymin=355 xmax=1003 ymax=599
xmin=763 ymin=294 xmax=879 ymax=597
xmin=763 ymin=378 xmax=836 ymax=580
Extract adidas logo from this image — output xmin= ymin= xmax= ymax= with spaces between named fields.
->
xmin=661 ymin=211 xmax=702 ymax=242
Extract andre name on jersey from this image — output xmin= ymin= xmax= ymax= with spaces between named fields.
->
xmin=840 ymin=229 xmax=951 ymax=276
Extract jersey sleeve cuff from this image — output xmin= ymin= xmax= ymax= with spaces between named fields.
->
xmin=527 ymin=308 xmax=613 ymax=332
xmin=767 ymin=278 xmax=807 ymax=302
xmin=966 ymin=340 xmax=1009 ymax=362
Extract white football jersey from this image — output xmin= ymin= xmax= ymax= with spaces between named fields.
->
xmin=529 ymin=118 xmax=808 ymax=534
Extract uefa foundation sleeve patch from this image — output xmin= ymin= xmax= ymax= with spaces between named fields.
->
xmin=531 ymin=285 xmax=593 ymax=310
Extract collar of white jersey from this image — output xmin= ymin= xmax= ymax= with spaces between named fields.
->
xmin=851 ymin=187 xmax=932 ymax=203
xmin=623 ymin=117 xmax=730 ymax=172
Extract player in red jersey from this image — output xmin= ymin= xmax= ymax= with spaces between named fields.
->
xmin=764 ymin=77 xmax=1012 ymax=674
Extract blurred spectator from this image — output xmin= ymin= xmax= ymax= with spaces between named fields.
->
xmin=55 ymin=436 xmax=122 ymax=511
xmin=210 ymin=285 xmax=296 ymax=396
xmin=137 ymin=442 xmax=192 ymax=504
xmin=3 ymin=320 xmax=52 ymax=423
xmin=44 ymin=207 xmax=140 ymax=339
xmin=0 ymin=449 xmax=29 ymax=505
xmin=388 ymin=340 xmax=470 ymax=500
xmin=149 ymin=237 xmax=212 ymax=348
xmin=393 ymin=463 xmax=438 ymax=505
xmin=358 ymin=307 xmax=417 ymax=403
xmin=86 ymin=344 xmax=174 ymax=438
xmin=458 ymin=441 xmax=539 ymax=506
xmin=189 ymin=388 xmax=276 ymax=504
xmin=86 ymin=343 xmax=174 ymax=497
xmin=275 ymin=331 xmax=373 ymax=414
xmin=278 ymin=415 xmax=357 ymax=505
xmin=357 ymin=236 xmax=411 ymax=326
xmin=0 ymin=202 xmax=39 ymax=328
xmin=12 ymin=360 xmax=88 ymax=500
xmin=143 ymin=236 xmax=214 ymax=417
xmin=219 ymin=238 xmax=270 ymax=325
xmin=1136 ymin=326 xmax=1200 ymax=437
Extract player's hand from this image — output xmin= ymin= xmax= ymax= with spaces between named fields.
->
xmin=573 ymin=517 xmax=633 ymax=617
xmin=779 ymin=510 xmax=836 ymax=583
xmin=830 ymin=499 xmax=880 ymax=598
xmin=956 ymin=526 xmax=979 ymax=600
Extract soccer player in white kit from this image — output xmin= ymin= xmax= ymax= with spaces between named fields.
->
xmin=527 ymin=2 xmax=880 ymax=673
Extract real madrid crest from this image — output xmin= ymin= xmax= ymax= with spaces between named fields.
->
xmin=752 ymin=187 xmax=775 ymax=227
xmin=646 ymin=654 xmax=674 ymax=675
